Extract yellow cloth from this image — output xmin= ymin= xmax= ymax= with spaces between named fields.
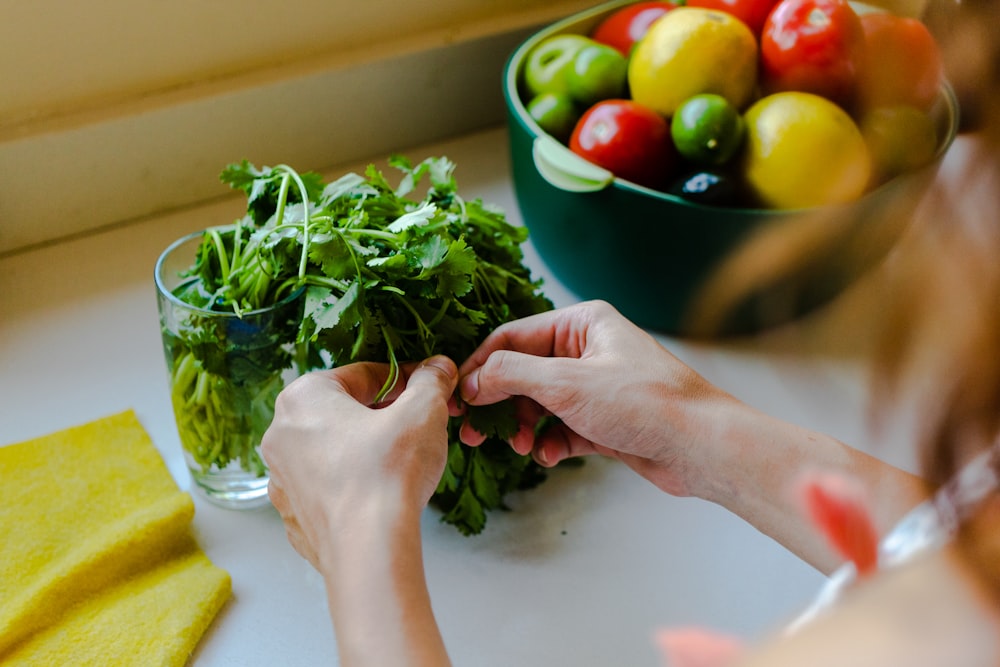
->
xmin=0 ymin=410 xmax=231 ymax=666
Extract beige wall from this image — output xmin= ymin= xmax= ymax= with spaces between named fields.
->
xmin=2 ymin=0 xmax=596 ymax=128
xmin=0 ymin=0 xmax=600 ymax=254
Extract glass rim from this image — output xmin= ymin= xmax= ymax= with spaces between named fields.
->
xmin=154 ymin=228 xmax=304 ymax=318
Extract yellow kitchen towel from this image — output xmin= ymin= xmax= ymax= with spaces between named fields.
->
xmin=0 ymin=410 xmax=231 ymax=666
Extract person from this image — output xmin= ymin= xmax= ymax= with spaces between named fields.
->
xmin=261 ymin=0 xmax=1000 ymax=663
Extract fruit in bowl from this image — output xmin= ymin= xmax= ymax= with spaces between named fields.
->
xmin=570 ymin=99 xmax=676 ymax=189
xmin=502 ymin=0 xmax=959 ymax=335
xmin=590 ymin=1 xmax=679 ymax=55
xmin=628 ymin=6 xmax=758 ymax=118
xmin=758 ymin=0 xmax=867 ymax=107
xmin=522 ymin=34 xmax=629 ymax=141
xmin=741 ymin=92 xmax=871 ymax=209
xmin=517 ymin=0 xmax=949 ymax=210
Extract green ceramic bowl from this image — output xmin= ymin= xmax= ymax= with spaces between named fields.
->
xmin=503 ymin=0 xmax=960 ymax=336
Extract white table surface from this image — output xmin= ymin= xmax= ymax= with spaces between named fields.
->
xmin=0 ymin=125 xmax=929 ymax=666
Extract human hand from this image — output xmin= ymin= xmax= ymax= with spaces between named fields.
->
xmin=262 ymin=355 xmax=458 ymax=571
xmin=456 ymin=300 xmax=733 ymax=496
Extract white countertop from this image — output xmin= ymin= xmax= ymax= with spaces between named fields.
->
xmin=0 ymin=126 xmax=926 ymax=665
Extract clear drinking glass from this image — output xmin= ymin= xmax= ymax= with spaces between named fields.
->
xmin=154 ymin=230 xmax=305 ymax=509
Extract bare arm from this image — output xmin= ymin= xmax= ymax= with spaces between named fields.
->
xmin=317 ymin=497 xmax=448 ymax=666
xmin=457 ymin=300 xmax=927 ymax=574
xmin=695 ymin=400 xmax=926 ymax=574
xmin=262 ymin=357 xmax=457 ymax=667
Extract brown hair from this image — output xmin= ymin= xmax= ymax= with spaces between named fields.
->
xmin=879 ymin=0 xmax=1000 ymax=593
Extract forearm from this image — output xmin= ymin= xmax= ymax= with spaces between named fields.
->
xmin=691 ymin=400 xmax=928 ymax=574
xmin=320 ymin=501 xmax=451 ymax=667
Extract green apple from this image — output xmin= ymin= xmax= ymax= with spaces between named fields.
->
xmin=526 ymin=92 xmax=580 ymax=142
xmin=523 ymin=34 xmax=593 ymax=98
xmin=566 ymin=43 xmax=628 ymax=107
xmin=859 ymin=105 xmax=937 ymax=184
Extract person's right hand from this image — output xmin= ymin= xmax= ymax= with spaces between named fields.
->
xmin=456 ymin=300 xmax=735 ymax=497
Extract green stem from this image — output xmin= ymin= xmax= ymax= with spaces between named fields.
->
xmin=171 ymin=352 xmax=198 ymax=393
xmin=232 ymin=222 xmax=244 ymax=270
xmin=373 ymin=325 xmax=399 ymax=404
xmin=341 ymin=228 xmax=400 ymax=244
xmin=273 ymin=172 xmax=291 ymax=234
xmin=425 ymin=298 xmax=451 ymax=330
xmin=325 ymin=227 xmax=368 ymax=290
xmin=207 ymin=228 xmax=231 ymax=281
xmin=275 ymin=164 xmax=313 ymax=281
xmin=298 ymin=274 xmax=351 ymax=292
xmin=474 ymin=265 xmax=502 ymax=307
xmin=389 ymin=291 xmax=440 ymax=356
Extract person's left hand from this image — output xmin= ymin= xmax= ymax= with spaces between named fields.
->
xmin=261 ymin=355 xmax=458 ymax=571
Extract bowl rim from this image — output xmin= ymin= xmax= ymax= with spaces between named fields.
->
xmin=502 ymin=0 xmax=961 ymax=214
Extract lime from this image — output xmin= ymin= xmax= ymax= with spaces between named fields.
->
xmin=566 ymin=43 xmax=628 ymax=107
xmin=741 ymin=92 xmax=871 ymax=209
xmin=628 ymin=7 xmax=758 ymax=117
xmin=671 ymin=93 xmax=745 ymax=165
xmin=860 ymin=105 xmax=937 ymax=185
xmin=526 ymin=92 xmax=580 ymax=143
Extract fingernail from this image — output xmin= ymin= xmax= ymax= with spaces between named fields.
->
xmin=460 ymin=369 xmax=480 ymax=401
xmin=538 ymin=438 xmax=566 ymax=468
xmin=536 ymin=445 xmax=549 ymax=466
xmin=512 ymin=422 xmax=535 ymax=456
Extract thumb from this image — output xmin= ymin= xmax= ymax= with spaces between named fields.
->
xmin=394 ymin=355 xmax=459 ymax=412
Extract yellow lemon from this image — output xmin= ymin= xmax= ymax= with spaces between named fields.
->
xmin=628 ymin=7 xmax=758 ymax=117
xmin=742 ymin=92 xmax=871 ymax=209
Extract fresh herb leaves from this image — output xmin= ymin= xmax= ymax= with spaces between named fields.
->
xmin=169 ymin=156 xmax=554 ymax=534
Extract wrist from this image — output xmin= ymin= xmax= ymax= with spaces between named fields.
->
xmin=690 ymin=400 xmax=814 ymax=508
xmin=316 ymin=481 xmax=420 ymax=573
xmin=643 ymin=389 xmax=754 ymax=500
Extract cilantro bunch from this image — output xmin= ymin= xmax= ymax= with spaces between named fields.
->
xmin=169 ymin=156 xmax=554 ymax=534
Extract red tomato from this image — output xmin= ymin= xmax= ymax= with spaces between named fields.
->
xmin=590 ymin=2 xmax=678 ymax=56
xmin=857 ymin=12 xmax=943 ymax=111
xmin=685 ymin=0 xmax=780 ymax=35
xmin=760 ymin=0 xmax=865 ymax=106
xmin=569 ymin=99 xmax=675 ymax=188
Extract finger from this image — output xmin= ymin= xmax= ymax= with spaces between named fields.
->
xmin=461 ymin=351 xmax=577 ymax=408
xmin=533 ymin=423 xmax=569 ymax=467
xmin=457 ymin=300 xmax=616 ymax=381
xmin=404 ymin=355 xmax=458 ymax=393
xmin=458 ymin=396 xmax=540 ymax=452
xmin=510 ymin=422 xmax=535 ymax=456
xmin=509 ymin=396 xmax=545 ymax=456
xmin=390 ymin=355 xmax=458 ymax=417
xmin=446 ymin=393 xmax=464 ymax=417
xmin=459 ymin=418 xmax=488 ymax=447
xmin=457 ymin=309 xmax=568 ymax=378
xmin=534 ymin=423 xmax=601 ymax=467
xmin=311 ymin=361 xmax=398 ymax=407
